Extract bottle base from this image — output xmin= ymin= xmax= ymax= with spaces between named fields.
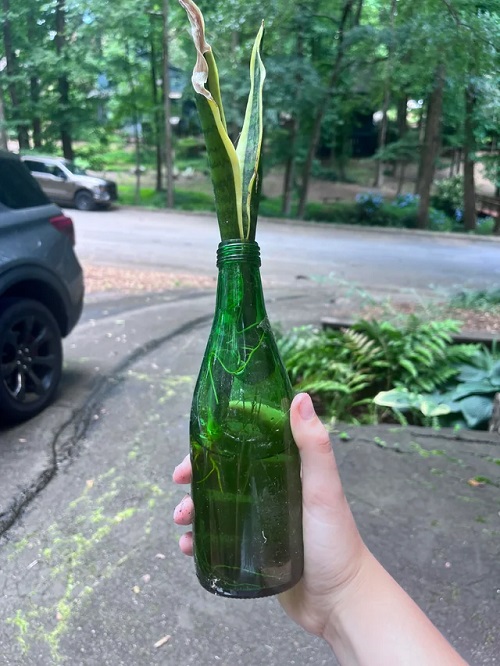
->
xmin=196 ymin=572 xmax=302 ymax=599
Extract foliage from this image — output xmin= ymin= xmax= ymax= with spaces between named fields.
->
xmin=277 ymin=315 xmax=478 ymax=425
xmin=0 ymin=0 xmax=499 ymax=222
xmin=118 ymin=184 xmax=216 ymax=211
xmin=303 ymin=192 xmax=454 ymax=230
xmin=176 ymin=136 xmax=206 ymax=159
xmin=449 ymin=287 xmax=500 ymax=311
xmin=375 ymin=345 xmax=500 ymax=429
xmin=391 ymin=193 xmax=420 ymax=208
xmin=431 ymin=176 xmax=464 ymax=219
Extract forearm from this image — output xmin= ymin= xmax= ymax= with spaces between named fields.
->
xmin=324 ymin=551 xmax=468 ymax=666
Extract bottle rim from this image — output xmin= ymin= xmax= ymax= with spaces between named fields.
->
xmin=216 ymin=240 xmax=261 ymax=267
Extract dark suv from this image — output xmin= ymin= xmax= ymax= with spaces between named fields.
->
xmin=0 ymin=151 xmax=84 ymax=422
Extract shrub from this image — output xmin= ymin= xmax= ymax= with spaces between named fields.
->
xmin=449 ymin=287 xmax=500 ymax=311
xmin=391 ymin=193 xmax=420 ymax=208
xmin=176 ymin=136 xmax=206 ymax=159
xmin=277 ymin=316 xmax=478 ymax=425
xmin=75 ymin=144 xmax=106 ymax=171
xmin=429 ymin=208 xmax=453 ymax=231
xmin=475 ymin=217 xmax=496 ymax=235
xmin=431 ymin=176 xmax=463 ymax=218
xmin=305 ymin=198 xmax=420 ymax=229
xmin=375 ymin=346 xmax=500 ymax=429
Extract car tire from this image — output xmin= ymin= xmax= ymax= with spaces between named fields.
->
xmin=74 ymin=190 xmax=96 ymax=211
xmin=0 ymin=299 xmax=63 ymax=423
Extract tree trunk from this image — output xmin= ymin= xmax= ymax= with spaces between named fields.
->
xmin=134 ymin=123 xmax=141 ymax=206
xmin=282 ymin=118 xmax=298 ymax=216
xmin=27 ymin=13 xmax=42 ymax=149
xmin=124 ymin=41 xmax=141 ymax=204
xmin=395 ymin=94 xmax=408 ymax=190
xmin=373 ymin=88 xmax=390 ymax=188
xmin=416 ymin=65 xmax=445 ymax=229
xmin=448 ymin=149 xmax=455 ymax=178
xmin=30 ymin=76 xmax=42 ymax=149
xmin=282 ymin=26 xmax=304 ymax=216
xmin=396 ymin=163 xmax=406 ymax=195
xmin=373 ymin=0 xmax=396 ymax=189
xmin=0 ymin=77 xmax=8 ymax=150
xmin=297 ymin=0 xmax=361 ymax=219
xmin=149 ymin=21 xmax=162 ymax=192
xmin=163 ymin=0 xmax=174 ymax=207
xmin=55 ymin=0 xmax=73 ymax=160
xmin=463 ymin=82 xmax=476 ymax=232
xmin=2 ymin=0 xmax=30 ymax=149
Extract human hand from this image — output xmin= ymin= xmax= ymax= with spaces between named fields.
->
xmin=173 ymin=392 xmax=369 ymax=639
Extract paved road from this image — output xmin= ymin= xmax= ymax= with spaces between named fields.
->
xmin=72 ymin=207 xmax=500 ymax=296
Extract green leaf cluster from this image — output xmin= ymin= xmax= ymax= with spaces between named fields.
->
xmin=277 ymin=315 xmax=481 ymax=425
xmin=449 ymin=287 xmax=500 ymax=311
xmin=375 ymin=346 xmax=500 ymax=429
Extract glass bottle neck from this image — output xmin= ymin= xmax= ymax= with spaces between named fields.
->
xmin=215 ymin=240 xmax=267 ymax=322
xmin=216 ymin=240 xmax=261 ymax=269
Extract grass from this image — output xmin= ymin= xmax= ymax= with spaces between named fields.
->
xmin=118 ymin=185 xmax=216 ymax=211
xmin=117 ymin=184 xmax=496 ymax=238
xmin=449 ymin=288 xmax=500 ymax=311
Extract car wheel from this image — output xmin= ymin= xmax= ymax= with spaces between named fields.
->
xmin=74 ymin=190 xmax=96 ymax=211
xmin=0 ymin=299 xmax=63 ymax=423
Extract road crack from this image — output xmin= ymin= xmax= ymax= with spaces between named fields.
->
xmin=0 ymin=312 xmax=212 ymax=538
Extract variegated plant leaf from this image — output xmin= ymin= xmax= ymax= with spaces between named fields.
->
xmin=235 ymin=22 xmax=266 ymax=240
xmin=178 ymin=0 xmax=243 ymax=239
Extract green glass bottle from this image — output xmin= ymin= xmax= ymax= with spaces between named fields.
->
xmin=190 ymin=239 xmax=303 ymax=598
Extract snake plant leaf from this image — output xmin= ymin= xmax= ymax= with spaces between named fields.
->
xmin=178 ymin=0 xmax=243 ymax=240
xmin=236 ymin=22 xmax=266 ymax=241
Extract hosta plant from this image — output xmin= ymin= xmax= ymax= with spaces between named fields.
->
xmin=375 ymin=345 xmax=500 ymax=429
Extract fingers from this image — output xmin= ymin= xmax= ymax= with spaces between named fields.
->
xmin=179 ymin=532 xmax=193 ymax=556
xmin=173 ymin=455 xmax=194 ymax=556
xmin=173 ymin=494 xmax=194 ymax=526
xmin=290 ymin=393 xmax=344 ymax=510
xmin=173 ymin=454 xmax=192 ymax=484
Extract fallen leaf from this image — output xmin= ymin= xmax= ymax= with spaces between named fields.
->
xmin=468 ymin=478 xmax=485 ymax=487
xmin=154 ymin=635 xmax=171 ymax=649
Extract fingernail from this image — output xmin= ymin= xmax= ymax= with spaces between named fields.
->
xmin=297 ymin=393 xmax=315 ymax=421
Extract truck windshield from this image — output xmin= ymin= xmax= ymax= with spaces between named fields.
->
xmin=65 ymin=162 xmax=88 ymax=176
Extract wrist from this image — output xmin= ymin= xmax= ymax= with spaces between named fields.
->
xmin=322 ymin=550 xmax=467 ymax=666
xmin=322 ymin=548 xmax=381 ymax=655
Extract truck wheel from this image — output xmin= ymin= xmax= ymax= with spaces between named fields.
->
xmin=74 ymin=190 xmax=96 ymax=211
xmin=0 ymin=299 xmax=63 ymax=423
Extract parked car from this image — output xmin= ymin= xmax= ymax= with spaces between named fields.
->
xmin=0 ymin=151 xmax=84 ymax=422
xmin=21 ymin=155 xmax=118 ymax=211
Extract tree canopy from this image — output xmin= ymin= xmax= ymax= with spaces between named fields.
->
xmin=0 ymin=0 xmax=498 ymax=227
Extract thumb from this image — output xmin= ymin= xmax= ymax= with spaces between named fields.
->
xmin=290 ymin=393 xmax=344 ymax=510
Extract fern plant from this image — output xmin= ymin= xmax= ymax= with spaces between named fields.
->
xmin=351 ymin=316 xmax=477 ymax=394
xmin=277 ymin=316 xmax=479 ymax=424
